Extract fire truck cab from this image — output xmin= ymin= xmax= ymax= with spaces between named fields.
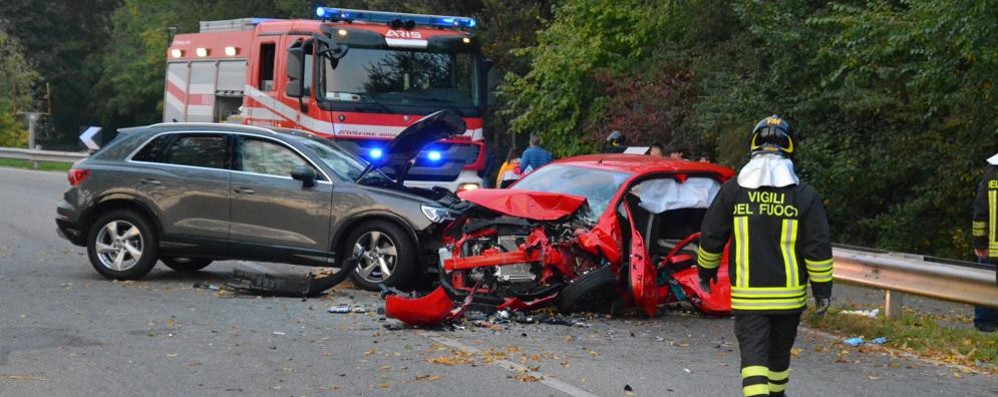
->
xmin=164 ymin=7 xmax=489 ymax=191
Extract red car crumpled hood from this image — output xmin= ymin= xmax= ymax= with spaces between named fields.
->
xmin=457 ymin=189 xmax=587 ymax=221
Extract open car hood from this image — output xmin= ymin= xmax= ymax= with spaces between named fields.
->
xmin=457 ymin=189 xmax=588 ymax=221
xmin=375 ymin=109 xmax=466 ymax=184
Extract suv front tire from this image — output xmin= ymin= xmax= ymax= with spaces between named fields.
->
xmin=345 ymin=220 xmax=416 ymax=291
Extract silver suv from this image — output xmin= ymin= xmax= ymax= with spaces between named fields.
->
xmin=56 ymin=111 xmax=465 ymax=290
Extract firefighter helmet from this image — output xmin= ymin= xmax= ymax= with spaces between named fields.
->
xmin=606 ymin=130 xmax=625 ymax=147
xmin=750 ymin=115 xmax=794 ymax=156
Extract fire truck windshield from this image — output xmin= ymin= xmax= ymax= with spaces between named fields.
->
xmin=319 ymin=47 xmax=479 ymax=115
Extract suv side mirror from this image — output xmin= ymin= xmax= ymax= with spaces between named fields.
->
xmin=286 ymin=46 xmax=305 ymax=98
xmin=291 ymin=165 xmax=316 ymax=188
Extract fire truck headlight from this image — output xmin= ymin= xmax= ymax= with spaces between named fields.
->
xmin=337 ymin=29 xmax=348 ymax=37
xmin=461 ymin=37 xmax=471 ymax=44
xmin=195 ymin=48 xmax=209 ymax=57
xmin=224 ymin=47 xmax=238 ymax=56
xmin=170 ymin=49 xmax=183 ymax=58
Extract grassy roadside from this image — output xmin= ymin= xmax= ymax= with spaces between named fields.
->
xmin=802 ymin=306 xmax=998 ymax=372
xmin=0 ymin=158 xmax=72 ymax=172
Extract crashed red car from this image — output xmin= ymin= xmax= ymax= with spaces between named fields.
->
xmin=386 ymin=154 xmax=736 ymax=326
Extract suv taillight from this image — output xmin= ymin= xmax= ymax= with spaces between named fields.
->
xmin=68 ymin=168 xmax=90 ymax=187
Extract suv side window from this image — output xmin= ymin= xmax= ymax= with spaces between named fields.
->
xmin=132 ymin=135 xmax=172 ymax=162
xmin=238 ymin=138 xmax=319 ymax=179
xmin=162 ymin=135 xmax=229 ymax=169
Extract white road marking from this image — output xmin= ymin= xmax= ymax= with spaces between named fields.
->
xmin=422 ymin=331 xmax=603 ymax=397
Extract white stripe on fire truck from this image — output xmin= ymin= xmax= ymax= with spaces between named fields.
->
xmin=243 ymin=107 xmax=283 ymax=121
xmin=187 ymin=105 xmax=213 ymax=116
xmin=165 ymin=93 xmax=185 ymax=114
xmin=244 ymin=85 xmax=334 ymax=134
xmin=243 ymin=84 xmax=484 ymax=139
xmin=167 ymin=71 xmax=186 ymax=93
xmin=188 ymin=83 xmax=215 ymax=95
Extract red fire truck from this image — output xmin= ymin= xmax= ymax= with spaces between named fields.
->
xmin=164 ymin=7 xmax=489 ymax=191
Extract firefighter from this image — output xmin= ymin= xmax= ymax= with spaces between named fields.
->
xmin=971 ymin=155 xmax=998 ymax=333
xmin=697 ymin=115 xmax=832 ymax=397
xmin=604 ymin=130 xmax=628 ymax=153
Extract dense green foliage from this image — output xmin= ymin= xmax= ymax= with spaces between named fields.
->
xmin=0 ymin=19 xmax=39 ymax=147
xmin=506 ymin=1 xmax=998 ymax=259
xmin=2 ymin=1 xmax=995 ymax=258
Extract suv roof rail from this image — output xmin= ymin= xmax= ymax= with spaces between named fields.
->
xmin=147 ymin=122 xmax=279 ymax=135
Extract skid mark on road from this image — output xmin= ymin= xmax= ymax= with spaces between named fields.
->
xmin=421 ymin=331 xmax=603 ymax=397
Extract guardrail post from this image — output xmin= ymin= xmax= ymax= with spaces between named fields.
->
xmin=884 ymin=290 xmax=904 ymax=319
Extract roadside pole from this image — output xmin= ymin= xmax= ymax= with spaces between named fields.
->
xmin=24 ymin=112 xmax=41 ymax=169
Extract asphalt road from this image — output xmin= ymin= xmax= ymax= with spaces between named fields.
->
xmin=0 ymin=167 xmax=995 ymax=396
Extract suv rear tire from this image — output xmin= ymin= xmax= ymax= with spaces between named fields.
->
xmin=86 ymin=210 xmax=159 ymax=280
xmin=161 ymin=257 xmax=213 ymax=272
xmin=344 ymin=220 xmax=416 ymax=291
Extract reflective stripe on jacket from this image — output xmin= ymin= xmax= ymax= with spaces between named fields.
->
xmin=697 ymin=179 xmax=832 ymax=314
xmin=973 ymin=165 xmax=998 ymax=257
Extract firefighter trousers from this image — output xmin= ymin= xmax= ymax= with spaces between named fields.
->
xmin=734 ymin=313 xmax=802 ymax=397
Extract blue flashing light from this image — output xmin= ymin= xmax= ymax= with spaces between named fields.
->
xmin=313 ymin=6 xmax=477 ymax=30
xmin=369 ymin=148 xmax=383 ymax=159
xmin=427 ymin=150 xmax=442 ymax=162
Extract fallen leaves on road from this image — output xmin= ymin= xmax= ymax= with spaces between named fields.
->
xmin=511 ymin=373 xmax=541 ymax=382
xmin=413 ymin=374 xmax=443 ymax=382
xmin=427 ymin=349 xmax=475 ymax=366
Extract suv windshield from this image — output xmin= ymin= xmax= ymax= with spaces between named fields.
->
xmin=513 ymin=164 xmax=632 ymax=216
xmin=294 ymin=137 xmax=393 ymax=185
xmin=319 ymin=47 xmax=478 ymax=114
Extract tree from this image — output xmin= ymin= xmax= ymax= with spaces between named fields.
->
xmin=500 ymin=0 xmax=676 ymax=156
xmin=0 ymin=0 xmax=118 ymax=147
xmin=0 ymin=18 xmax=41 ymax=147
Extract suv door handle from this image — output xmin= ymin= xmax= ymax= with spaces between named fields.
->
xmin=234 ymin=187 xmax=255 ymax=194
xmin=140 ymin=178 xmax=162 ymax=185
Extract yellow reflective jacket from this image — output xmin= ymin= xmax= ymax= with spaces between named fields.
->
xmin=697 ymin=180 xmax=833 ymax=314
xmin=972 ymin=165 xmax=998 ymax=257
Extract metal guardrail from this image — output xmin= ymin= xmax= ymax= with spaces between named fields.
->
xmin=833 ymin=246 xmax=998 ymax=317
xmin=0 ymin=147 xmax=88 ymax=167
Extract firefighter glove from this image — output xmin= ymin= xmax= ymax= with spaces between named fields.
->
xmin=814 ymin=297 xmax=830 ymax=316
xmin=698 ymin=267 xmax=717 ymax=294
